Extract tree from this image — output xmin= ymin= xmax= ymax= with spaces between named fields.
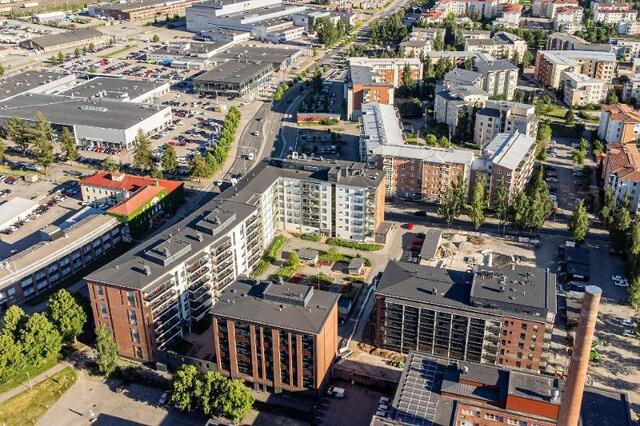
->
xmin=0 ymin=140 xmax=6 ymax=162
xmin=162 ymin=145 xmax=178 ymax=173
xmin=628 ymin=275 xmax=640 ymax=309
xmin=568 ymin=201 xmax=589 ymax=242
xmin=190 ymin=152 xmax=208 ymax=181
xmin=133 ymin=130 xmax=153 ymax=171
xmin=468 ymin=175 xmax=487 ymax=230
xmin=170 ymin=364 xmax=201 ymax=412
xmin=286 ymin=250 xmax=300 ymax=269
xmin=438 ymin=136 xmax=450 ymax=148
xmin=315 ymin=17 xmax=340 ymax=47
xmin=607 ymin=91 xmax=618 ymax=104
xmin=32 ymin=112 xmax=53 ymax=172
xmin=60 ymin=127 xmax=77 ymax=161
xmin=611 ymin=193 xmax=632 ymax=252
xmin=1 ymin=305 xmax=26 ymax=339
xmin=600 ymin=188 xmax=616 ymax=227
xmin=523 ymin=50 xmax=534 ymax=67
xmin=215 ymin=378 xmax=254 ymax=422
xmin=511 ymin=191 xmax=529 ymax=230
xmin=565 ymin=109 xmax=576 ymax=126
xmin=102 ymin=156 xmax=119 ymax=172
xmin=88 ymin=43 xmax=96 ymax=51
xmin=19 ymin=313 xmax=62 ymax=366
xmin=572 ymin=148 xmax=586 ymax=165
xmin=0 ymin=64 xmax=5 ymax=78
xmin=526 ymin=171 xmax=554 ymax=231
xmin=401 ymin=64 xmax=413 ymax=92
xmin=95 ymin=324 xmax=119 ymax=377
xmin=152 ymin=34 xmax=160 ymax=43
xmin=47 ymin=289 xmax=87 ymax=344
xmin=0 ymin=333 xmax=24 ymax=382
xmin=6 ymin=116 xmax=30 ymax=155
xmin=74 ymin=47 xmax=81 ymax=58
xmin=629 ymin=220 xmax=640 ymax=274
xmin=57 ymin=51 xmax=64 ymax=63
xmin=196 ymin=371 xmax=226 ymax=415
xmin=438 ymin=174 xmax=465 ymax=226
xmin=495 ymin=179 xmax=509 ymax=233
xmin=88 ymin=65 xmax=98 ymax=73
xmin=425 ymin=134 xmax=437 ymax=146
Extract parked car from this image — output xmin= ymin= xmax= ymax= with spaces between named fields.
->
xmin=327 ymin=386 xmax=345 ymax=398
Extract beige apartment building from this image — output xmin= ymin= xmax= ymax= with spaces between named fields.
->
xmin=474 ymin=100 xmax=539 ymax=147
xmin=534 ymin=50 xmax=616 ymax=89
xmin=563 ymin=72 xmax=607 ymax=107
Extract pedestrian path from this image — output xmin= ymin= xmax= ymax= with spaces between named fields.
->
xmin=0 ymin=361 xmax=70 ymax=404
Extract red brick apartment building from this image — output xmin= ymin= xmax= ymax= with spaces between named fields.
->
xmin=211 ymin=278 xmax=339 ymax=394
xmin=374 ymin=261 xmax=556 ymax=373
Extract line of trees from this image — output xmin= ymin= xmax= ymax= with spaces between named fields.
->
xmin=0 ymin=289 xmax=87 ymax=383
xmin=369 ymin=12 xmax=408 ymax=46
xmin=5 ymin=113 xmax=56 ymax=172
xmin=190 ymin=106 xmax=241 ymax=180
xmin=314 ymin=17 xmax=349 ymax=48
xmin=437 ymin=168 xmax=554 ymax=232
xmin=169 ymin=364 xmax=254 ymax=423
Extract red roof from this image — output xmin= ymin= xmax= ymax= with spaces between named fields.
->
xmin=80 ymin=171 xmax=182 ymax=194
xmin=108 ymin=185 xmax=166 ymax=217
xmin=502 ymin=4 xmax=522 ymax=12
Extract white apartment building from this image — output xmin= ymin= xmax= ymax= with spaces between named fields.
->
xmin=474 ymin=58 xmax=518 ymax=100
xmin=532 ymin=0 xmax=578 ymax=18
xmin=563 ymin=72 xmax=607 ymax=107
xmin=592 ymin=2 xmax=638 ymax=25
xmin=474 ymin=100 xmax=539 ymax=147
xmin=623 ymin=73 xmax=640 ymax=103
xmin=553 ymin=6 xmax=583 ymax=33
xmin=598 ymin=104 xmax=640 ymax=145
xmin=617 ymin=20 xmax=640 ymax=36
xmin=464 ymin=32 xmax=527 ymax=61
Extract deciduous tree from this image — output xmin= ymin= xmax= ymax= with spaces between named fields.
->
xmin=133 ymin=130 xmax=153 ymax=171
xmin=468 ymin=175 xmax=487 ymax=230
xmin=495 ymin=179 xmax=509 ymax=233
xmin=1 ymin=305 xmax=26 ymax=340
xmin=32 ymin=112 xmax=53 ymax=172
xmin=47 ymin=289 xmax=87 ymax=344
xmin=568 ymin=200 xmax=589 ymax=242
xmin=170 ymin=364 xmax=201 ymax=412
xmin=215 ymin=378 xmax=254 ymax=422
xmin=95 ymin=324 xmax=118 ymax=377
xmin=19 ymin=313 xmax=62 ymax=366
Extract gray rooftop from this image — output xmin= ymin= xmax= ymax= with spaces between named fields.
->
xmin=87 ymin=158 xmax=383 ymax=291
xmin=484 ymin=132 xmax=536 ymax=171
xmin=60 ymin=77 xmax=168 ymax=101
xmin=418 ymin=229 xmax=441 ymax=261
xmin=212 ymin=46 xmax=300 ymax=68
xmin=376 ymin=261 xmax=556 ymax=322
xmin=194 ymin=60 xmax=273 ymax=85
xmin=0 ymin=70 xmax=72 ymax=102
xmin=23 ymin=27 xmax=104 ymax=49
xmin=97 ymin=0 xmax=188 ymax=12
xmin=475 ymin=58 xmax=518 ymax=73
xmin=0 ymin=93 xmax=170 ymax=130
xmin=390 ymin=352 xmax=632 ymax=426
xmin=149 ymin=41 xmax=230 ymax=58
xmin=444 ymin=68 xmax=483 ymax=86
xmin=212 ymin=277 xmax=340 ymax=334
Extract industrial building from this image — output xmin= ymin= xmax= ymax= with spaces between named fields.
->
xmin=86 ymin=158 xmax=385 ymax=362
xmin=61 ymin=77 xmax=171 ymax=104
xmin=193 ymin=59 xmax=274 ymax=97
xmin=89 ymin=0 xmax=203 ymax=21
xmin=360 ymin=103 xmax=475 ymax=202
xmin=374 ymin=261 xmax=556 ymax=373
xmin=19 ymin=27 xmax=110 ymax=53
xmin=211 ymin=277 xmax=339 ymax=394
xmin=0 ymin=93 xmax=172 ymax=150
xmin=0 ymin=70 xmax=76 ymax=102
xmin=0 ymin=209 xmax=124 ymax=311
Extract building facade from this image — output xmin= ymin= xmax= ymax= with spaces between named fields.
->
xmin=86 ymin=158 xmax=384 ymax=363
xmin=602 ymin=143 xmax=640 ymax=212
xmin=563 ymin=72 xmax=607 ymax=107
xmin=534 ymin=50 xmax=616 ymax=89
xmin=464 ymin=32 xmax=527 ymax=61
xmin=211 ymin=278 xmax=339 ymax=394
xmin=598 ymin=103 xmax=640 ymax=145
xmin=474 ymin=58 xmax=518 ymax=100
xmin=374 ymin=261 xmax=556 ymax=373
xmin=473 ymin=100 xmax=539 ymax=147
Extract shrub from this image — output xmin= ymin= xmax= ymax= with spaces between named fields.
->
xmin=326 ymin=238 xmax=383 ymax=251
xmin=300 ymin=233 xmax=322 ymax=242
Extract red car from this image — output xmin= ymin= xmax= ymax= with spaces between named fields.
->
xmin=168 ymin=141 xmax=177 ymax=146
xmin=406 ymin=223 xmax=415 ymax=230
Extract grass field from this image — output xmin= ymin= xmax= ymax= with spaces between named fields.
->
xmin=0 ymin=367 xmax=76 ymax=426
xmin=0 ymin=357 xmax=59 ymax=395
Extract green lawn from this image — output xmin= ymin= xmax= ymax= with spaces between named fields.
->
xmin=544 ymin=104 xmax=568 ymax=119
xmin=0 ymin=357 xmax=59 ymax=394
xmin=0 ymin=366 xmax=76 ymax=426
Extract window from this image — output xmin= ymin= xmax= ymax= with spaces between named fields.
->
xmin=520 ymin=333 xmax=526 ymax=340
xmin=484 ymin=413 xmax=504 ymax=422
xmin=521 ymin=323 xmax=527 ymax=330
xmin=131 ymin=329 xmax=140 ymax=344
xmin=134 ymin=347 xmax=143 ymax=359
xmin=462 ymin=409 xmax=480 ymax=417
xmin=97 ymin=286 xmax=105 ymax=301
xmin=100 ymin=303 xmax=108 ymax=320
xmin=127 ymin=291 xmax=136 ymax=307
xmin=128 ymin=311 xmax=137 ymax=325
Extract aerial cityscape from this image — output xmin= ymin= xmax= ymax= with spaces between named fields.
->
xmin=0 ymin=0 xmax=637 ymax=424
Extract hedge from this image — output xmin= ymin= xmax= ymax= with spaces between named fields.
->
xmin=300 ymin=233 xmax=322 ymax=242
xmin=326 ymin=238 xmax=383 ymax=251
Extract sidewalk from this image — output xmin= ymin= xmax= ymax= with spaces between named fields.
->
xmin=0 ymin=361 xmax=70 ymax=404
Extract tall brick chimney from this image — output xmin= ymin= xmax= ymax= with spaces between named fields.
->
xmin=557 ymin=285 xmax=602 ymax=426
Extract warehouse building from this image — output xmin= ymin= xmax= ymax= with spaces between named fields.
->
xmin=86 ymin=157 xmax=385 ymax=362
xmin=193 ymin=59 xmax=273 ymax=97
xmin=0 ymin=93 xmax=172 ymax=150
xmin=211 ymin=277 xmax=339 ymax=394
xmin=0 ymin=211 xmax=123 ymax=311
xmin=61 ymin=77 xmax=170 ymax=104
xmin=0 ymin=70 xmax=76 ymax=102
xmin=374 ymin=261 xmax=556 ymax=373
xmin=89 ymin=0 xmax=203 ymax=21
xmin=19 ymin=27 xmax=110 ymax=53
xmin=0 ymin=197 xmax=39 ymax=230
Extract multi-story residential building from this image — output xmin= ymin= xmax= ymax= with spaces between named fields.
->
xmin=617 ymin=20 xmax=640 ymax=36
xmin=592 ymin=1 xmax=638 ymax=25
xmin=346 ymin=57 xmax=423 ymax=119
xmin=473 ymin=100 xmax=538 ymax=147
xmin=532 ymin=0 xmax=578 ymax=18
xmin=610 ymin=39 xmax=640 ymax=60
xmin=598 ymin=103 xmax=640 ymax=145
xmin=458 ymin=29 xmax=492 ymax=41
xmin=442 ymin=68 xmax=484 ymax=89
xmin=374 ymin=260 xmax=556 ymax=373
xmin=434 ymin=85 xmax=489 ymax=133
xmin=553 ymin=6 xmax=583 ymax=33
xmin=534 ymin=50 xmax=616 ymax=89
xmin=474 ymin=58 xmax=518 ymax=100
xmin=546 ymin=32 xmax=612 ymax=52
xmin=464 ymin=32 xmax=527 ymax=61
xmin=0 ymin=211 xmax=124 ymax=311
xmin=211 ymin=277 xmax=339 ymax=393
xmin=602 ymin=143 xmax=640 ymax=212
xmin=623 ymin=73 xmax=640 ymax=103
xmin=360 ymin=103 xmax=475 ymax=202
xmin=493 ymin=4 xmax=522 ymax=29
xmin=399 ymin=28 xmax=443 ymax=58
xmin=433 ymin=0 xmax=516 ymax=20
xmin=562 ymin=72 xmax=607 ymax=107
xmin=86 ymin=158 xmax=384 ymax=362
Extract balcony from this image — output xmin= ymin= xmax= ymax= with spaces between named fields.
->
xmin=149 ymin=289 xmax=177 ymax=313
xmin=155 ymin=315 xmax=181 ymax=337
xmin=187 ymin=256 xmax=209 ymax=274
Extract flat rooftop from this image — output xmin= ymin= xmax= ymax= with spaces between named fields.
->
xmin=376 ymin=261 xmax=556 ymax=321
xmin=387 ymin=352 xmax=632 ymax=426
xmin=212 ymin=46 xmax=300 ymax=67
xmin=194 ymin=60 xmax=272 ymax=84
xmin=98 ymin=0 xmax=189 ymax=12
xmin=23 ymin=27 xmax=104 ymax=49
xmin=539 ymin=49 xmax=616 ymax=64
xmin=212 ymin=277 xmax=340 ymax=334
xmin=60 ymin=77 xmax=168 ymax=101
xmin=0 ymin=93 xmax=169 ymax=130
xmin=0 ymin=70 xmax=72 ymax=102
xmin=484 ymin=132 xmax=535 ymax=171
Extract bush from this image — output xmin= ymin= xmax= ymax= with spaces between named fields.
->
xmin=264 ymin=235 xmax=287 ymax=263
xmin=300 ymin=233 xmax=322 ymax=242
xmin=326 ymin=238 xmax=383 ymax=251
xmin=250 ymin=259 xmax=270 ymax=278
xmin=320 ymin=118 xmax=339 ymax=126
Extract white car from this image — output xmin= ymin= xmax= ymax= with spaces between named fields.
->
xmin=379 ymin=396 xmax=390 ymax=404
xmin=611 ymin=275 xmax=624 ymax=281
xmin=621 ymin=319 xmax=634 ymax=327
xmin=158 ymin=391 xmax=168 ymax=405
xmin=613 ymin=279 xmax=629 ymax=287
xmin=622 ymin=329 xmax=636 ymax=337
xmin=327 ymin=386 xmax=345 ymax=398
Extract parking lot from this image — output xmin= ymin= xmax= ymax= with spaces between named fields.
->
xmin=316 ymin=380 xmax=390 ymax=426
